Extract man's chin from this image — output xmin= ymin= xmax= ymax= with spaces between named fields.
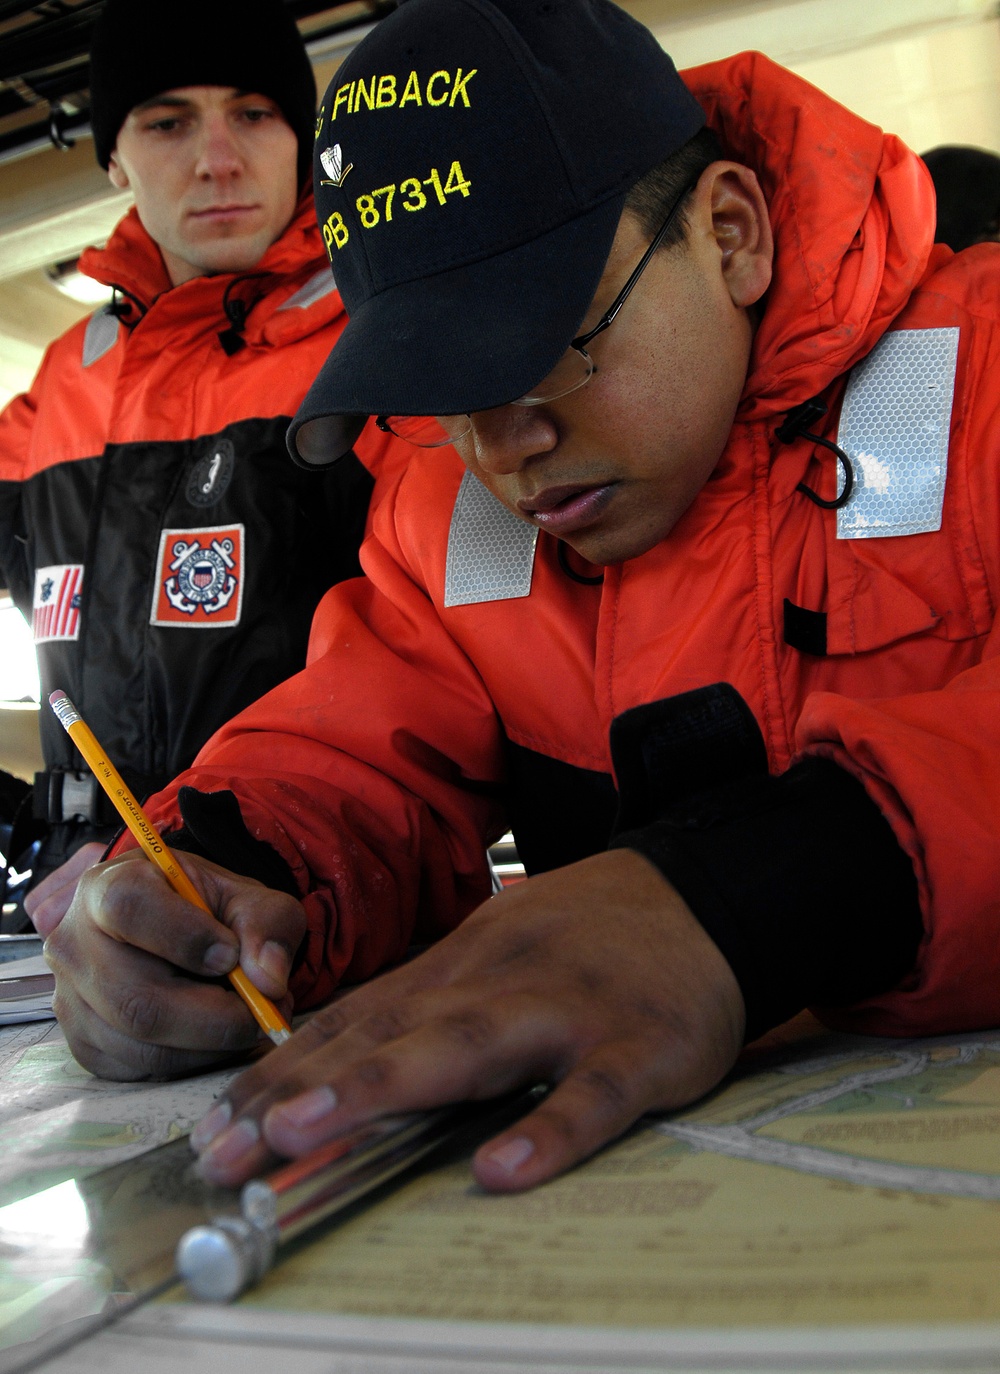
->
xmin=196 ymin=246 xmax=272 ymax=276
xmin=561 ymin=522 xmax=667 ymax=568
xmin=173 ymin=233 xmax=275 ymax=280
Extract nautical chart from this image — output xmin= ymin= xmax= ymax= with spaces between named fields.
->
xmin=0 ymin=1021 xmax=240 ymax=1208
xmin=6 ymin=1018 xmax=1000 ymax=1340
xmin=657 ymin=1031 xmax=1000 ymax=1201
xmin=238 ymin=1026 xmax=1000 ymax=1330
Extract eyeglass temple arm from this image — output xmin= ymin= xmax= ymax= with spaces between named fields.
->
xmin=571 ymin=175 xmax=700 ymax=352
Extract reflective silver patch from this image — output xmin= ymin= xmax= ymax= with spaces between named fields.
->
xmin=81 ymin=307 xmax=119 ymax=368
xmin=277 ymin=269 xmax=338 ymax=312
xmin=837 ymin=327 xmax=959 ymax=540
xmin=444 ymin=471 xmax=538 ymax=607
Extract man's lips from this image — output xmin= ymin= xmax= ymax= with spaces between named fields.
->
xmin=517 ymin=482 xmax=617 ymax=534
xmin=188 ymin=204 xmax=260 ymax=221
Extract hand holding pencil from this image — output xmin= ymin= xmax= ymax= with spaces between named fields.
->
xmin=48 ymin=690 xmax=293 ymax=1047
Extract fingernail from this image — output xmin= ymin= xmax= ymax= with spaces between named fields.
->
xmin=272 ymin=1085 xmax=338 ymax=1129
xmin=190 ymin=1099 xmax=232 ymax=1152
xmin=203 ymin=941 xmax=238 ymax=975
xmin=483 ymin=1136 xmax=534 ymax=1175
xmin=198 ymin=1117 xmax=260 ymax=1170
xmin=257 ymin=940 xmax=288 ymax=986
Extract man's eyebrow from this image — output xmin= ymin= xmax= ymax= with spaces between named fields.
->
xmin=227 ymin=90 xmax=282 ymax=106
xmin=131 ymin=95 xmax=193 ymax=113
xmin=130 ymin=90 xmax=271 ymax=114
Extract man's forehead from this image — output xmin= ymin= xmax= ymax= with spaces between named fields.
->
xmin=129 ymin=86 xmax=271 ymax=114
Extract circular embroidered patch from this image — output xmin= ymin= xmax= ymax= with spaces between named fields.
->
xmin=187 ymin=439 xmax=235 ymax=506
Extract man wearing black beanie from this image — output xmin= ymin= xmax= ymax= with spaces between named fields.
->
xmin=0 ymin=0 xmax=400 ymax=928
xmin=89 ymin=0 xmax=318 ymax=192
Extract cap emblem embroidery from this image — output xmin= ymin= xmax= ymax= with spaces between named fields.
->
xmin=320 ymin=144 xmax=353 ymax=188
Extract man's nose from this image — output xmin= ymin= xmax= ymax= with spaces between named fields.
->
xmin=466 ymin=405 xmax=558 ymax=475
xmin=194 ymin=117 xmax=243 ymax=180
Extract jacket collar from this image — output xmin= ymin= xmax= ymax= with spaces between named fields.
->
xmin=76 ymin=191 xmax=331 ymax=329
xmin=684 ymin=52 xmax=935 ymax=424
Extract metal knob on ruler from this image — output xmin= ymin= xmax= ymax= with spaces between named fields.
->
xmin=176 ymin=1089 xmax=545 ymax=1302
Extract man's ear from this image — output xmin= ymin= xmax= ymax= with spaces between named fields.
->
xmin=107 ymin=151 xmax=129 ymax=191
xmin=696 ymin=162 xmax=773 ymax=310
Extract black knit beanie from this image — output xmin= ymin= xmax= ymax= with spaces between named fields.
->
xmin=89 ymin=0 xmax=317 ymax=186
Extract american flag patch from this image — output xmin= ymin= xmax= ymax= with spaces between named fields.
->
xmin=32 ymin=564 xmax=83 ymax=644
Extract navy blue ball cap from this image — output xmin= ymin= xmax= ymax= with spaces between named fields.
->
xmin=289 ymin=0 xmax=706 ymax=466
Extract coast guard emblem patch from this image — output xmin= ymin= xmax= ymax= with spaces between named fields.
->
xmin=150 ymin=525 xmax=244 ymax=627
xmin=32 ymin=564 xmax=83 ymax=643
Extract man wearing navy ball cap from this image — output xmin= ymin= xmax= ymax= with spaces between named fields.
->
xmin=49 ymin=0 xmax=1000 ymax=1199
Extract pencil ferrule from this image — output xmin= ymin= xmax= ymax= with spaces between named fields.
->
xmin=50 ymin=696 xmax=81 ymax=730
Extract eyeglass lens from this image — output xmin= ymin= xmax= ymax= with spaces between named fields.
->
xmin=382 ymin=416 xmax=468 ymax=446
xmin=515 ymin=346 xmax=595 ymax=406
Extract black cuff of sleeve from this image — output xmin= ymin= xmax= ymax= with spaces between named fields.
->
xmin=610 ymin=757 xmax=922 ymax=1042
xmin=166 ymin=787 xmax=298 ymax=898
xmin=611 ymin=683 xmax=769 ymax=832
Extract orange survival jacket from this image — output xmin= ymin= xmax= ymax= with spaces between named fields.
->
xmin=140 ymin=55 xmax=1000 ymax=1038
xmin=0 ymin=195 xmax=401 ymax=819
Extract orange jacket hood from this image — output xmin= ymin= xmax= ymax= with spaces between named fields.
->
xmin=685 ymin=52 xmax=937 ymax=424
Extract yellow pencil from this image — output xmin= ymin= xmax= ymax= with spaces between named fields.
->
xmin=49 ymin=689 xmax=292 ymax=1046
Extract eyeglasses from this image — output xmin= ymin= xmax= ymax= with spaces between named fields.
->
xmin=376 ymin=175 xmax=699 ymax=449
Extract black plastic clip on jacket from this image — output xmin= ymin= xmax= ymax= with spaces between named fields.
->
xmin=218 ymin=298 xmax=249 ymax=356
xmin=219 ymin=275 xmax=268 ymax=355
xmin=776 ymin=397 xmax=855 ymax=510
xmin=109 ymin=286 xmax=147 ymax=327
